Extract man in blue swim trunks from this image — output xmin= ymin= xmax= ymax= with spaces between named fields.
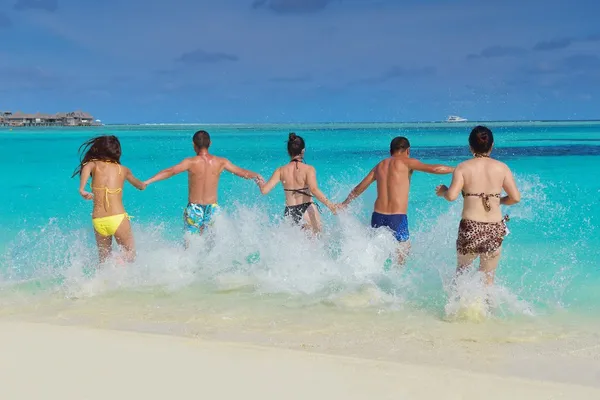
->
xmin=145 ymin=130 xmax=263 ymax=241
xmin=341 ymin=137 xmax=454 ymax=264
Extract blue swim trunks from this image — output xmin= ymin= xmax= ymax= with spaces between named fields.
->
xmin=371 ymin=212 xmax=410 ymax=242
xmin=183 ymin=203 xmax=220 ymax=234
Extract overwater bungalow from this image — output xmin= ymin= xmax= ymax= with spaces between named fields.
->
xmin=0 ymin=110 xmax=101 ymax=127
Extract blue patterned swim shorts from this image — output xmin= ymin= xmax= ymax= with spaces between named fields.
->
xmin=183 ymin=203 xmax=220 ymax=235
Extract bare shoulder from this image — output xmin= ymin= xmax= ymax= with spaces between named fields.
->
xmin=373 ymin=158 xmax=386 ymax=172
xmin=85 ymin=160 xmax=97 ymax=169
xmin=403 ymin=157 xmax=421 ymax=169
xmin=455 ymin=160 xmax=469 ymax=170
xmin=446 ymin=161 xmax=466 ymax=176
xmin=376 ymin=158 xmax=390 ymax=168
xmin=214 ymin=156 xmax=233 ymax=172
xmin=304 ymin=164 xmax=316 ymax=173
xmin=492 ymin=159 xmax=510 ymax=171
xmin=211 ymin=155 xmax=227 ymax=164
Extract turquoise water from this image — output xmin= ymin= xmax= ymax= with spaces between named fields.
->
xmin=0 ymin=122 xmax=599 ymax=328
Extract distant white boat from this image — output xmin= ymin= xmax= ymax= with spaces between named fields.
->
xmin=446 ymin=115 xmax=468 ymax=122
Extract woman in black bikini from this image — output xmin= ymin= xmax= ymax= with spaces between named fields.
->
xmin=259 ymin=133 xmax=337 ymax=233
xmin=435 ymin=126 xmax=521 ymax=286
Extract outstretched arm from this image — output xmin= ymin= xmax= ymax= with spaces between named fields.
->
xmin=223 ymin=159 xmax=261 ymax=181
xmin=260 ymin=168 xmax=281 ymax=195
xmin=78 ymin=162 xmax=94 ymax=200
xmin=307 ymin=167 xmax=336 ymax=213
xmin=500 ymin=168 xmax=521 ymax=205
xmin=125 ymin=168 xmax=146 ymax=190
xmin=436 ymin=166 xmax=464 ymax=201
xmin=342 ymin=168 xmax=376 ymax=206
xmin=407 ymin=159 xmax=454 ymax=175
xmin=145 ymin=159 xmax=191 ymax=185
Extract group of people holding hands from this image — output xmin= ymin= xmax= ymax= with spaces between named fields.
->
xmin=74 ymin=126 xmax=520 ymax=286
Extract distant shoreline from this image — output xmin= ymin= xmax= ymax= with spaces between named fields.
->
xmin=2 ymin=120 xmax=600 ymax=130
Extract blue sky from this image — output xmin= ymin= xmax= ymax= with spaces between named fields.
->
xmin=1 ymin=0 xmax=599 ymax=123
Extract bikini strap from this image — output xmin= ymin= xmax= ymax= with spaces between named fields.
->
xmin=284 ymin=187 xmax=313 ymax=198
xmin=290 ymin=158 xmax=303 ymax=169
xmin=88 ymin=159 xmax=123 ymax=210
xmin=91 ymin=186 xmax=123 ymax=209
xmin=462 ymin=192 xmax=501 ymax=212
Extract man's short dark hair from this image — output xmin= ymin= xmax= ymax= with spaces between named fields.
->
xmin=193 ymin=130 xmax=211 ymax=149
xmin=390 ymin=136 xmax=410 ymax=155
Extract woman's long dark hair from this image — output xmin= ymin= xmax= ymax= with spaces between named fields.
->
xmin=72 ymin=135 xmax=122 ymax=177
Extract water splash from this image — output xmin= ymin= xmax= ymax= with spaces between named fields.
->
xmin=0 ymin=173 xmax=597 ymax=325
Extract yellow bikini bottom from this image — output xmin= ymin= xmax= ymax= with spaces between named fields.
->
xmin=92 ymin=213 xmax=130 ymax=237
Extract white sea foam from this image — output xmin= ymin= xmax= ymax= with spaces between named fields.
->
xmin=0 ymin=203 xmax=537 ymax=322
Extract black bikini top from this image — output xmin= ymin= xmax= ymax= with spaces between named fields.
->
xmin=284 ymin=158 xmax=312 ymax=197
xmin=284 ymin=187 xmax=313 ymax=197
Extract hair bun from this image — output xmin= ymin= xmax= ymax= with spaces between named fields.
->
xmin=289 ymin=132 xmax=297 ymax=141
xmin=477 ymin=132 xmax=488 ymax=144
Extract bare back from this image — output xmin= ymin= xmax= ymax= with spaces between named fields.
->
xmin=186 ymin=154 xmax=227 ymax=204
xmin=90 ymin=161 xmax=127 ymax=218
xmin=373 ymin=157 xmax=412 ymax=214
xmin=280 ymin=161 xmax=313 ymax=206
xmin=458 ymin=158 xmax=509 ymax=222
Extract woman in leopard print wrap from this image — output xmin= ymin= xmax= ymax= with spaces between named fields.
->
xmin=436 ymin=126 xmax=521 ymax=286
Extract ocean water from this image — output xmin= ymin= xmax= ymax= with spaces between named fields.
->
xmin=1 ymin=122 xmax=600 ymax=380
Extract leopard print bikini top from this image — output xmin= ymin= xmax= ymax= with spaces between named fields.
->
xmin=463 ymin=153 xmax=500 ymax=212
xmin=462 ymin=192 xmax=501 ymax=212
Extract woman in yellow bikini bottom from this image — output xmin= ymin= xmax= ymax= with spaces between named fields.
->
xmin=91 ymin=185 xmax=130 ymax=237
xmin=92 ymin=213 xmax=130 ymax=237
xmin=73 ymin=135 xmax=146 ymax=263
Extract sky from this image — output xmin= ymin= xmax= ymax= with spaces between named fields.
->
xmin=1 ymin=0 xmax=599 ymax=123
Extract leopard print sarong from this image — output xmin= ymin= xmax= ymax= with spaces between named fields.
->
xmin=456 ymin=218 xmax=508 ymax=255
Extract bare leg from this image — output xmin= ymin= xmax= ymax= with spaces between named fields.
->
xmin=453 ymin=252 xmax=478 ymax=287
xmin=396 ymin=241 xmax=411 ymax=266
xmin=94 ymin=231 xmax=112 ymax=264
xmin=479 ymin=247 xmax=502 ymax=286
xmin=303 ymin=204 xmax=322 ymax=235
xmin=457 ymin=252 xmax=478 ymax=273
xmin=183 ymin=227 xmax=203 ymax=250
xmin=113 ymin=218 xmax=136 ymax=262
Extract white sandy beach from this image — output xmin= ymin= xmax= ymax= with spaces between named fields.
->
xmin=0 ymin=322 xmax=598 ymax=400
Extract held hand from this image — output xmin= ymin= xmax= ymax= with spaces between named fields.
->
xmin=435 ymin=185 xmax=448 ymax=197
xmin=139 ymin=182 xmax=148 ymax=191
xmin=254 ymin=175 xmax=265 ymax=186
xmin=79 ymin=190 xmax=93 ymax=200
xmin=335 ymin=203 xmax=347 ymax=212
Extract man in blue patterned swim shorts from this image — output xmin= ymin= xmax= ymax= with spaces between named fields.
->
xmin=146 ymin=130 xmax=264 ymax=240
